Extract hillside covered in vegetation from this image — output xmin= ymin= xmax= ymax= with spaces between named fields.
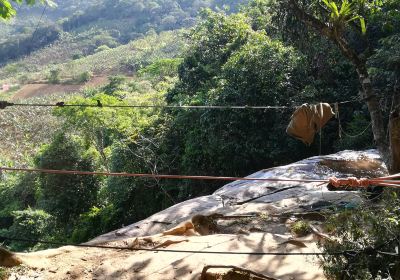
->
xmin=0 ymin=0 xmax=246 ymax=67
xmin=0 ymin=0 xmax=400 ymax=279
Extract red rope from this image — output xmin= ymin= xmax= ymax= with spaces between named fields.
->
xmin=329 ymin=175 xmax=400 ymax=189
xmin=0 ymin=167 xmax=328 ymax=183
xmin=329 ymin=177 xmax=371 ymax=188
xmin=0 ymin=167 xmax=399 ymax=188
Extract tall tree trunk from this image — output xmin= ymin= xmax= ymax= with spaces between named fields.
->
xmin=354 ymin=64 xmax=389 ymax=161
xmin=389 ymin=79 xmax=400 ymax=173
xmin=333 ymin=34 xmax=389 ymax=163
xmin=288 ymin=0 xmax=390 ymax=168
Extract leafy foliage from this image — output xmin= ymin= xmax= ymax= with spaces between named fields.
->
xmin=35 ymin=133 xmax=101 ymax=224
xmin=166 ymin=9 xmax=317 ymax=184
xmin=47 ymin=68 xmax=60 ymax=84
xmin=0 ymin=0 xmax=55 ymax=19
xmin=0 ymin=96 xmax=62 ymax=165
xmin=1 ymin=208 xmax=55 ymax=251
xmin=322 ymin=0 xmax=366 ymax=34
xmin=321 ymin=193 xmax=400 ymax=279
xmin=0 ymin=268 xmax=8 ymax=280
xmin=71 ymin=205 xmax=117 ymax=243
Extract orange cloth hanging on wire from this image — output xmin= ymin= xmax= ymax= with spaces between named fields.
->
xmin=286 ymin=103 xmax=335 ymax=145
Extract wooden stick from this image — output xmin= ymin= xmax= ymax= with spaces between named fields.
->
xmin=200 ymin=265 xmax=280 ymax=280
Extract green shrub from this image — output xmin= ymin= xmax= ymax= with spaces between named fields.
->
xmin=290 ymin=220 xmax=311 ymax=237
xmin=3 ymin=64 xmax=19 ymax=75
xmin=76 ymin=71 xmax=92 ymax=83
xmin=35 ymin=133 xmax=101 ymax=225
xmin=103 ymin=75 xmax=126 ymax=96
xmin=0 ymin=172 xmax=37 ymax=227
xmin=71 ymin=205 xmax=119 ymax=243
xmin=47 ymin=69 xmax=61 ymax=84
xmin=138 ymin=58 xmax=183 ymax=79
xmin=18 ymin=74 xmax=30 ymax=84
xmin=5 ymin=208 xmax=55 ymax=251
xmin=95 ymin=45 xmax=111 ymax=53
xmin=72 ymin=53 xmax=83 ymax=60
xmin=320 ymin=193 xmax=400 ymax=280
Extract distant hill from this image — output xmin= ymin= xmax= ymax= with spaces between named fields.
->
xmin=0 ymin=0 xmax=248 ymax=67
xmin=0 ymin=30 xmax=185 ymax=85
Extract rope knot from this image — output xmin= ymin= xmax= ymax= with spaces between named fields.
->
xmin=329 ymin=177 xmax=371 ymax=188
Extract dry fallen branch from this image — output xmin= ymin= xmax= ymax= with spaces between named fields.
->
xmin=162 ymin=221 xmax=196 ymax=236
xmin=278 ymin=239 xmax=307 ymax=248
xmin=309 ymin=225 xmax=333 ymax=242
xmin=152 ymin=239 xmax=188 ymax=249
xmin=200 ymin=265 xmax=281 ymax=280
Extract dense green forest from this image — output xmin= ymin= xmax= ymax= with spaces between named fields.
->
xmin=0 ymin=0 xmax=400 ymax=278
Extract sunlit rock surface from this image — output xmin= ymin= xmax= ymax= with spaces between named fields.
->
xmin=11 ymin=150 xmax=387 ymax=280
xmin=90 ymin=149 xmax=386 ymax=244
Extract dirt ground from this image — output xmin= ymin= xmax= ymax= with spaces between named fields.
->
xmin=8 ymin=217 xmax=325 ymax=280
xmin=11 ymin=76 xmax=109 ymax=100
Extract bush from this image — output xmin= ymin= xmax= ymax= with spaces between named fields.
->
xmin=138 ymin=58 xmax=183 ymax=80
xmin=47 ymin=69 xmax=61 ymax=84
xmin=290 ymin=220 xmax=311 ymax=237
xmin=72 ymin=53 xmax=83 ymax=60
xmin=4 ymin=208 xmax=55 ymax=251
xmin=18 ymin=74 xmax=30 ymax=84
xmin=71 ymin=205 xmax=119 ymax=243
xmin=102 ymin=75 xmax=126 ymax=97
xmin=76 ymin=71 xmax=92 ymax=83
xmin=94 ymin=45 xmax=111 ymax=53
xmin=35 ymin=133 xmax=101 ymax=225
xmin=320 ymin=193 xmax=400 ymax=280
xmin=0 ymin=173 xmax=37 ymax=228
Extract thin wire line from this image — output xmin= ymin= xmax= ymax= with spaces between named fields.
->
xmin=0 ymin=99 xmax=362 ymax=111
xmin=3 ymin=235 xmax=396 ymax=257
xmin=340 ymin=122 xmax=372 ymax=138
xmin=29 ymin=4 xmax=47 ymax=49
xmin=2 ymin=102 xmax=290 ymax=110
xmin=335 ymin=102 xmax=372 ymax=139
xmin=0 ymin=235 xmax=347 ymax=256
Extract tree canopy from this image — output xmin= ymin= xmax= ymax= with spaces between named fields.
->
xmin=0 ymin=0 xmax=55 ymax=19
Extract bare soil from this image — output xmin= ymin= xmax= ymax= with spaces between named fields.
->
xmin=11 ymin=76 xmax=109 ymax=100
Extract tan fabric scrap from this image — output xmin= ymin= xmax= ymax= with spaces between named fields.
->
xmin=286 ymin=103 xmax=335 ymax=145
